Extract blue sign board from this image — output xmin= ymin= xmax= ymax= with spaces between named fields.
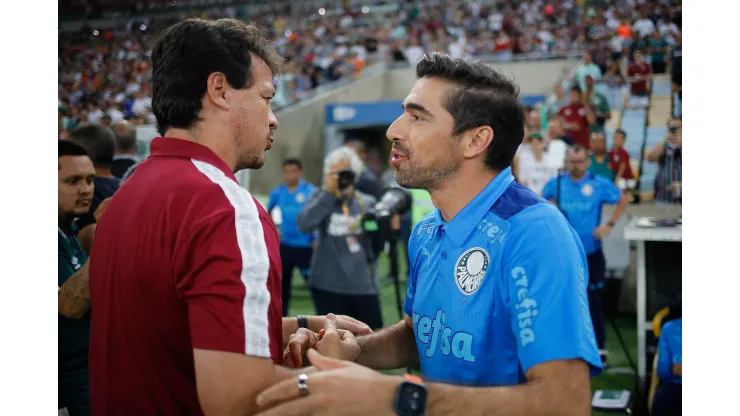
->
xmin=326 ymin=96 xmax=547 ymax=127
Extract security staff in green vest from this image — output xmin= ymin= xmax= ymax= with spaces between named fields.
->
xmin=58 ymin=140 xmax=97 ymax=415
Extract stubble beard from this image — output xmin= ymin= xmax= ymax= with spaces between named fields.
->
xmin=394 ymin=153 xmax=460 ymax=191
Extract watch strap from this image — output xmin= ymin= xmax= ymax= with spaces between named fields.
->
xmin=296 ymin=314 xmax=309 ymax=330
xmin=607 ymin=221 xmax=616 ymax=227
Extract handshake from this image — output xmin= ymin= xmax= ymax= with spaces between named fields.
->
xmin=283 ymin=313 xmax=368 ymax=368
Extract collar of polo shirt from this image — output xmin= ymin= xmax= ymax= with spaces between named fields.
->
xmin=149 ymin=137 xmax=238 ymax=181
xmin=433 ymin=167 xmax=515 ymax=246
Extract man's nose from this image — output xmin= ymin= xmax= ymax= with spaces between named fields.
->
xmin=269 ymin=110 xmax=279 ymax=130
xmin=386 ymin=116 xmax=403 ymax=142
xmin=80 ymin=182 xmax=94 ymax=195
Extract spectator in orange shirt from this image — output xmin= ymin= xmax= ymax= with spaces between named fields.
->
xmin=349 ymin=52 xmax=365 ymax=77
xmin=617 ymin=19 xmax=632 ymax=39
xmin=608 ymin=129 xmax=635 ymax=190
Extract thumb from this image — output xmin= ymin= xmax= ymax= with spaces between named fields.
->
xmin=307 ymin=348 xmax=349 ymax=371
xmin=324 ymin=313 xmax=338 ymax=335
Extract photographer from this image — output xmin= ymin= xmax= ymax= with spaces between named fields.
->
xmin=297 ymin=147 xmax=384 ymax=330
xmin=646 ymin=117 xmax=682 ymax=204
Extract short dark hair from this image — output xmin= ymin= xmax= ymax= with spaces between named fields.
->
xmin=151 ymin=18 xmax=283 ymax=135
xmin=416 ymin=53 xmax=525 ymax=171
xmin=615 ymin=129 xmax=626 ymax=139
xmin=59 ymin=139 xmax=90 ymax=159
xmin=283 ymin=158 xmax=302 ymax=170
xmin=569 ymin=144 xmax=588 ymax=156
xmin=68 ymin=124 xmax=116 ymax=168
xmin=113 ymin=121 xmax=137 ymax=152
xmin=570 ymin=85 xmax=582 ymax=94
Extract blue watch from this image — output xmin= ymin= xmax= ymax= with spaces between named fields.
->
xmin=394 ymin=374 xmax=427 ymax=416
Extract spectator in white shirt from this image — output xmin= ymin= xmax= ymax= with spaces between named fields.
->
xmin=131 ymin=90 xmax=152 ymax=117
xmin=404 ymin=38 xmax=426 ymax=64
xmin=633 ymin=11 xmax=656 ymax=38
xmin=518 ymin=133 xmax=558 ymax=196
xmin=87 ymin=102 xmax=104 ymax=125
xmin=657 ymin=14 xmax=680 ymax=44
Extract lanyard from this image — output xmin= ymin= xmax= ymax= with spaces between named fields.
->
xmin=340 ymin=195 xmax=365 ymax=233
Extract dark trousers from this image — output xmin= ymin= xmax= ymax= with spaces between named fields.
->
xmin=280 ymin=244 xmax=313 ymax=316
xmin=587 ymin=250 xmax=607 ymax=350
xmin=59 ymin=377 xmax=90 ymax=416
xmin=311 ymin=287 xmax=384 ymax=330
xmin=652 ymin=383 xmax=682 ymax=416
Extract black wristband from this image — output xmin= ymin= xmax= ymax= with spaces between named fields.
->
xmin=607 ymin=221 xmax=616 ymax=227
xmin=296 ymin=314 xmax=309 ymax=330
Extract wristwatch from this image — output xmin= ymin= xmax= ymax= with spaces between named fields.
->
xmin=296 ymin=314 xmax=309 ymax=330
xmin=394 ymin=374 xmax=427 ymax=416
xmin=607 ymin=221 xmax=616 ymax=228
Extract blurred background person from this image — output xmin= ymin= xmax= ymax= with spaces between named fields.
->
xmin=543 ymin=145 xmax=629 ymax=368
xmin=58 ymin=140 xmax=95 ymax=416
xmin=267 ymin=158 xmax=317 ymax=316
xmin=602 ymin=61 xmax=627 ymax=111
xmin=609 ymin=129 xmax=636 ymax=190
xmin=110 ymin=121 xmax=139 ymax=178
xmin=559 ymin=85 xmax=596 ymax=149
xmin=575 ymin=51 xmax=602 ymax=91
xmin=627 ymin=50 xmax=652 ymax=109
xmin=297 ymin=147 xmax=383 ymax=330
xmin=518 ymin=133 xmax=557 ymax=196
xmin=68 ymin=124 xmax=121 ymax=253
xmin=588 ymin=132 xmax=615 ymax=182
xmin=670 ymin=33 xmax=682 ymax=116
xmin=647 ymin=30 xmax=669 ymax=74
xmin=344 ymin=138 xmax=384 ymax=199
xmin=646 ymin=117 xmax=682 ymax=205
xmin=584 ymin=75 xmax=611 ymax=135
xmin=653 ymin=317 xmax=682 ymax=416
xmin=543 ymin=113 xmax=572 ymax=170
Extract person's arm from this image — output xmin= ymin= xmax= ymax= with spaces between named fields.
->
xmin=77 ymin=224 xmax=96 ymax=254
xmin=583 ymin=102 xmax=596 ymax=125
xmin=541 ymin=176 xmax=558 ymax=205
xmin=354 ymin=317 xmax=419 ymax=369
xmin=296 ymin=190 xmax=337 ymax=233
xmin=656 ymin=329 xmax=673 ymax=382
xmin=58 ymin=258 xmax=91 ymax=319
xmin=425 ymin=359 xmax=591 ymax=416
xmin=353 ymin=219 xmax=425 ymax=369
xmin=594 ymin=179 xmax=628 ymax=239
xmin=266 ymin=189 xmax=278 ymax=214
xmin=615 ymin=161 xmax=626 ymax=183
xmin=174 ymin=193 xmax=308 ymax=416
xmin=645 ymin=143 xmax=665 ymax=162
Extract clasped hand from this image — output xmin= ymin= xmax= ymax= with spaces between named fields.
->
xmin=283 ymin=313 xmax=363 ymax=368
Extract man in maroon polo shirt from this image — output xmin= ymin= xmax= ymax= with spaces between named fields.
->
xmin=559 ymin=85 xmax=596 ymax=149
xmin=88 ymin=18 xmax=370 ymax=416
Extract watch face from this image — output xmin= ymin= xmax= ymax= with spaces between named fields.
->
xmin=396 ymin=382 xmax=427 ymax=415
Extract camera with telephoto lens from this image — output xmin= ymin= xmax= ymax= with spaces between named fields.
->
xmin=336 ymin=169 xmax=356 ymax=191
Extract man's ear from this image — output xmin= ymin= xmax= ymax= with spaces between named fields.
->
xmin=205 ymin=72 xmax=230 ymax=111
xmin=461 ymin=126 xmax=494 ymax=160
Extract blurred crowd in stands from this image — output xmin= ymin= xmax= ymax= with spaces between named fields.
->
xmin=59 ymin=0 xmax=681 ymax=133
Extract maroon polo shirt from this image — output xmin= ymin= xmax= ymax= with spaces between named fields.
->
xmin=88 ymin=137 xmax=283 ymax=415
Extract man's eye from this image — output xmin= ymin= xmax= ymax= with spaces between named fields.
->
xmin=411 ymin=115 xmax=421 ymax=121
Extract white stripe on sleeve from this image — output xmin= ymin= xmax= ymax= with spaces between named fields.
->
xmin=192 ymin=159 xmax=272 ymax=358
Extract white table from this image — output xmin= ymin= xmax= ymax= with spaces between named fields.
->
xmin=623 ymin=218 xmax=682 ymax=382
